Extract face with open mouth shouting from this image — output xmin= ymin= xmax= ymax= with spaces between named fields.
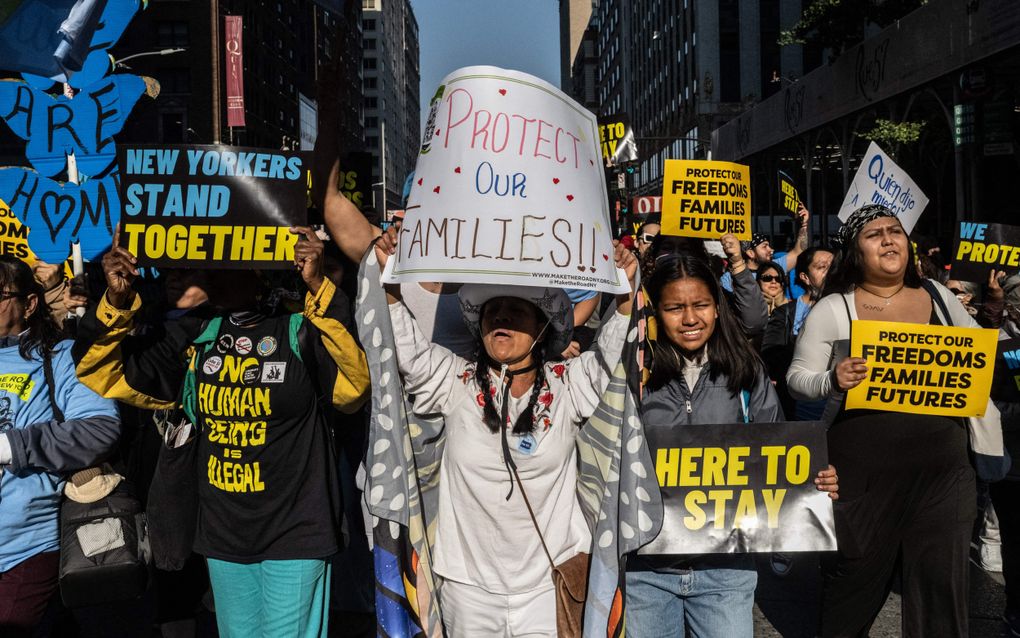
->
xmin=656 ymin=277 xmax=718 ymax=356
xmin=857 ymin=217 xmax=908 ymax=281
xmin=480 ymin=296 xmax=544 ymax=366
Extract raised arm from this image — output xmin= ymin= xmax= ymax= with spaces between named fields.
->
xmin=323 ymin=159 xmax=382 ymax=263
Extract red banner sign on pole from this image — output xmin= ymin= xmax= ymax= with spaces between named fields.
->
xmin=224 ymin=15 xmax=245 ymax=128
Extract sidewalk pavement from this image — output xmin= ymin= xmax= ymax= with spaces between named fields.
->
xmin=753 ymin=554 xmax=1009 ymax=637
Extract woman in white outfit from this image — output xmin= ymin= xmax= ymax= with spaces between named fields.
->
xmin=374 ymin=234 xmax=637 ymax=637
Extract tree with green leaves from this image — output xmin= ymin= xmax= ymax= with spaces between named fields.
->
xmin=780 ymin=0 xmax=928 ymax=53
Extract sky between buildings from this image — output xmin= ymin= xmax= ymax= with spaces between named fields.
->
xmin=412 ymin=0 xmax=562 ymax=128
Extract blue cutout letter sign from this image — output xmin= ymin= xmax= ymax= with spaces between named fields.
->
xmin=0 ymin=0 xmax=154 ymax=264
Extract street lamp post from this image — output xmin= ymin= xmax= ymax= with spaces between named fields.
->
xmin=113 ymin=47 xmax=186 ymax=69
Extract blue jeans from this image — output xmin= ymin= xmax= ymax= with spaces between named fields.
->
xmin=625 ymin=564 xmax=757 ymax=638
xmin=207 ymin=558 xmax=331 ymax=638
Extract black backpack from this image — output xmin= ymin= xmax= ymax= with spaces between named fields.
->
xmin=45 ymin=353 xmax=151 ymax=608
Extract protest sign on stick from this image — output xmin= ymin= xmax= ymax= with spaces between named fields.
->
xmin=837 ymin=141 xmax=929 ymax=234
xmin=950 ymin=221 xmax=1020 ymax=283
xmin=637 ymin=421 xmax=836 ymax=555
xmin=381 ymin=66 xmax=628 ymax=294
xmin=846 ymin=320 xmax=998 ymax=417
xmin=660 ymin=160 xmax=752 ymax=240
xmin=117 ymin=145 xmax=309 ymax=269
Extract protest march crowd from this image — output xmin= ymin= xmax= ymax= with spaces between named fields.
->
xmin=0 ymin=71 xmax=1017 ymax=638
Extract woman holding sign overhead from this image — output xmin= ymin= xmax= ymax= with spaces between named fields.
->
xmin=626 ymin=253 xmax=838 ymax=638
xmin=787 ymin=204 xmax=1004 ymax=637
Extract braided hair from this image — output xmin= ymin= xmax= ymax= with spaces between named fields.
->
xmin=473 ymin=297 xmax=549 ymax=435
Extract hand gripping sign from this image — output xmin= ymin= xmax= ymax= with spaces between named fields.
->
xmin=381 ymin=66 xmax=629 ymax=295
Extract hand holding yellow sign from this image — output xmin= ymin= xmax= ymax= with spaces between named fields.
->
xmin=847 ymin=320 xmax=998 ymax=417
xmin=660 ymin=160 xmax=751 ymax=240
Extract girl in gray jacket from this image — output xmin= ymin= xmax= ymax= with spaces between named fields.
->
xmin=625 ymin=254 xmax=837 ymax=638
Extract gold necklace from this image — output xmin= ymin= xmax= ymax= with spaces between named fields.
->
xmin=857 ymin=283 xmax=905 ymax=306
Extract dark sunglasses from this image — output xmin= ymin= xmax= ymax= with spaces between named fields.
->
xmin=758 ymin=274 xmax=783 ymax=283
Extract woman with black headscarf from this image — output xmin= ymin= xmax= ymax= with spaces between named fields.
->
xmin=787 ymin=204 xmax=998 ymax=636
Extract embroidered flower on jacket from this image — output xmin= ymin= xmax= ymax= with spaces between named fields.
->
xmin=551 ymin=363 xmax=566 ymax=379
xmin=459 ymin=369 xmax=473 ymax=384
xmin=542 ymin=416 xmax=552 ymax=431
xmin=538 ymin=392 xmax=554 ymax=408
xmin=476 ymin=391 xmax=487 ymax=407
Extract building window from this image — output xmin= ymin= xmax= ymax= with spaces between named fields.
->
xmin=363 ymin=58 xmax=377 ymax=69
xmin=366 ymin=135 xmax=378 ymax=147
xmin=366 ymin=96 xmax=378 ymax=108
xmin=364 ymin=39 xmax=375 ymax=49
xmin=366 ymin=116 xmax=378 ymax=128
xmin=363 ymin=18 xmax=376 ymax=30
xmin=156 ymin=21 xmax=189 ymax=47
xmin=160 ymin=68 xmax=190 ymax=94
xmin=159 ymin=111 xmax=186 ymax=143
xmin=365 ymin=77 xmax=377 ymax=88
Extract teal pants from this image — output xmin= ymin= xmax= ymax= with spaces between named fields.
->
xmin=207 ymin=558 xmax=331 ymax=638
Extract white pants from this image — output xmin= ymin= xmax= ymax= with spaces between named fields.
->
xmin=441 ymin=578 xmax=556 ymax=637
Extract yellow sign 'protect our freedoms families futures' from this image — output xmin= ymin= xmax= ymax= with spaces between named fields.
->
xmin=847 ymin=320 xmax=998 ymax=417
xmin=661 ymin=159 xmax=752 ymax=240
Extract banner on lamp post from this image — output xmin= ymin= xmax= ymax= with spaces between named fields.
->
xmin=224 ymin=15 xmax=245 ymax=128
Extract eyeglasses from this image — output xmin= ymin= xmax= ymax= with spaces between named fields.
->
xmin=0 ymin=290 xmax=24 ymax=302
xmin=758 ymin=275 xmax=783 ymax=283
xmin=638 ymin=233 xmax=657 ymax=244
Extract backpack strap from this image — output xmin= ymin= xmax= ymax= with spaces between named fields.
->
xmin=42 ymin=350 xmax=65 ymax=423
xmin=181 ymin=317 xmax=222 ymax=426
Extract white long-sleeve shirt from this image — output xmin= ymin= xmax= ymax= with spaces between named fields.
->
xmin=388 ymin=301 xmax=629 ymax=594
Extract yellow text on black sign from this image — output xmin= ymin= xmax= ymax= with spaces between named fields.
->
xmin=654 ymin=444 xmax=812 ymax=530
xmin=121 ymin=223 xmax=298 ymax=264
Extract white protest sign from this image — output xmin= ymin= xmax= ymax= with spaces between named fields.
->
xmin=382 ymin=66 xmax=628 ymax=294
xmin=837 ymin=141 xmax=929 ymax=234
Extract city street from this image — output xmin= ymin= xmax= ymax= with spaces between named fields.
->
xmin=753 ymin=555 xmax=1009 ymax=636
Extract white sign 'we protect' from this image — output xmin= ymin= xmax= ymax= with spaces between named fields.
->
xmin=837 ymin=141 xmax=929 ymax=234
xmin=382 ymin=66 xmax=629 ymax=294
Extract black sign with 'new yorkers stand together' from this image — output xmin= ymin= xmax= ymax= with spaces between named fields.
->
xmin=117 ymin=144 xmax=310 ymax=269
xmin=638 ymin=421 xmax=837 ymax=555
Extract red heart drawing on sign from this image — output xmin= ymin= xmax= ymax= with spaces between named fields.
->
xmin=433 ymin=186 xmax=441 ymax=194
xmin=454 ymin=167 xmax=461 ymax=173
xmin=498 ymin=88 xmax=507 ymax=95
xmin=566 ymin=194 xmax=574 ymax=201
xmin=435 ymin=129 xmax=440 ymax=136
xmin=602 ymin=254 xmax=609 ymax=261
xmin=417 ymin=178 xmax=423 ymax=186
xmin=552 ymin=178 xmax=560 ymax=184
xmin=577 ymin=265 xmax=586 ymax=272
xmin=589 ymin=267 xmax=596 ymax=272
